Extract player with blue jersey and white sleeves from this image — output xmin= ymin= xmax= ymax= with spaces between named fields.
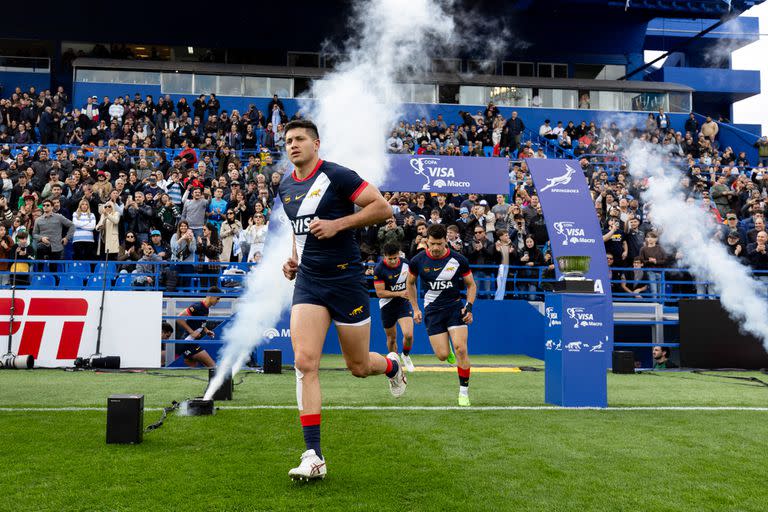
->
xmin=279 ymin=120 xmax=407 ymax=481
xmin=373 ymin=242 xmax=415 ymax=372
xmin=407 ymin=224 xmax=476 ymax=406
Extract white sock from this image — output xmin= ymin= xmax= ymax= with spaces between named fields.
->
xmin=459 ymin=385 xmax=469 ymax=397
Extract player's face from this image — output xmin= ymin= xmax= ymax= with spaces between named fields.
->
xmin=427 ymin=236 xmax=448 ymax=257
xmin=384 ymin=254 xmax=399 ymax=266
xmin=286 ymin=128 xmax=319 ymax=167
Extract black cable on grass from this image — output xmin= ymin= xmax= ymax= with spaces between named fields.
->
xmin=145 ymin=401 xmax=180 ymax=432
xmin=691 ymin=370 xmax=768 ymax=388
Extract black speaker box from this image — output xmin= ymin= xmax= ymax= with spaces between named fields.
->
xmin=106 ymin=394 xmax=144 ymax=444
xmin=207 ymin=368 xmax=233 ymax=401
xmin=680 ymin=299 xmax=768 ymax=369
xmin=612 ymin=351 xmax=635 ymax=374
xmin=263 ymin=349 xmax=282 ymax=374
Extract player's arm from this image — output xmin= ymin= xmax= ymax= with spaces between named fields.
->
xmin=374 ymin=280 xmax=406 ymax=299
xmin=406 ymin=271 xmax=422 ymax=324
xmin=310 ymin=183 xmax=391 ymax=239
xmin=175 ymin=307 xmax=199 ymax=339
xmin=462 ymin=272 xmax=477 ymax=324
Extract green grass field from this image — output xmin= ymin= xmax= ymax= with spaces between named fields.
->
xmin=1 ymin=356 xmax=767 ymax=512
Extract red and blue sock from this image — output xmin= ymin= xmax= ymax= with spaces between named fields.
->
xmin=385 ymin=356 xmax=400 ymax=378
xmin=300 ymin=414 xmax=322 ymax=459
xmin=458 ymin=366 xmax=470 ymax=388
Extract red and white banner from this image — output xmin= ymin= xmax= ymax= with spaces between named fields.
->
xmin=0 ymin=290 xmax=161 ymax=368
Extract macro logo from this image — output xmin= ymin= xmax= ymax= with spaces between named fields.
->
xmin=539 ymin=164 xmax=579 ymax=194
xmin=565 ymin=307 xmax=603 ymax=329
xmin=409 ymin=157 xmax=469 ymax=191
xmin=0 ymin=298 xmax=89 ymax=359
xmin=262 ymin=327 xmax=291 ymax=340
xmin=552 ymin=221 xmax=596 ymax=246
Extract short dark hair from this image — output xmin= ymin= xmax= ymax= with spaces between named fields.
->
xmin=382 ymin=242 xmax=400 ymax=256
xmin=161 ymin=322 xmax=173 ymax=335
xmin=426 ymin=223 xmax=447 ymax=240
xmin=207 ymin=285 xmax=222 ymax=295
xmin=285 ymin=119 xmax=319 ymax=140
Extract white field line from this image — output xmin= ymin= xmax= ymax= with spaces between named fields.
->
xmin=1 ymin=405 xmax=767 ymax=412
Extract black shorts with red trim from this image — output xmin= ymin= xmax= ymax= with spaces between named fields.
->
xmin=293 ymin=271 xmax=371 ymax=325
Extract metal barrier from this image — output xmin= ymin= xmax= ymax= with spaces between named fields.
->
xmin=3 ymin=259 xmax=763 ymax=304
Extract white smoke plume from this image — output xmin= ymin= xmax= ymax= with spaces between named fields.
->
xmin=306 ymin=0 xmax=457 ymax=185
xmin=625 ymin=140 xmax=768 ymax=352
xmin=205 ymin=210 xmax=294 ymax=400
xmin=206 ymin=0 xmax=467 ymax=398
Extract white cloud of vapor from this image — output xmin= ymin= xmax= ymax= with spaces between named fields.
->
xmin=625 ymin=140 xmax=768 ymax=352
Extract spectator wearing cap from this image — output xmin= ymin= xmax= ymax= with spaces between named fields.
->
xmin=725 ymin=229 xmax=745 ymax=262
xmin=722 ymin=213 xmax=747 ymax=245
xmin=394 ymin=200 xmax=417 ymax=226
xmin=93 ymin=171 xmax=113 ymax=202
xmin=149 ymin=230 xmax=170 ymax=260
xmin=32 ymin=199 xmax=75 ymax=271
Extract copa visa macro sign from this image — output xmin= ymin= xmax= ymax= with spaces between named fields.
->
xmin=409 ymin=157 xmax=471 ymax=191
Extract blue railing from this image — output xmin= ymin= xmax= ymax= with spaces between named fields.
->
xmin=1 ymin=259 xmax=762 ymax=303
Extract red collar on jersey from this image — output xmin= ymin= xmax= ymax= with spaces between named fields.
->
xmin=292 ymin=159 xmax=324 ymax=182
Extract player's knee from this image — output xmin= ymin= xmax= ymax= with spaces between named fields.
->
xmin=454 ymin=344 xmax=467 ymax=358
xmin=294 ymin=354 xmax=320 ymax=375
xmin=435 ymin=351 xmax=448 ymax=361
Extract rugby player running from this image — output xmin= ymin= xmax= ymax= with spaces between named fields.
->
xmin=280 ymin=120 xmax=407 ymax=481
xmin=373 ymin=242 xmax=416 ymax=372
xmin=407 ymin=224 xmax=476 ymax=406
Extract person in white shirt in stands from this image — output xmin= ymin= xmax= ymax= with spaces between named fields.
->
xmin=539 ymin=119 xmax=557 ymax=140
xmin=551 ymin=121 xmax=565 ymax=139
xmin=72 ymin=198 xmax=97 ymax=261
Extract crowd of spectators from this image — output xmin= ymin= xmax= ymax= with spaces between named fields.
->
xmin=1 ymin=84 xmax=767 ymax=300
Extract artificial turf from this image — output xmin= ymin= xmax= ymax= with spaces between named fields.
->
xmin=1 ymin=356 xmax=766 ymax=511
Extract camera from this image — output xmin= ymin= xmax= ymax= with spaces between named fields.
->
xmin=74 ymin=355 xmax=121 ymax=370
xmin=1 ymin=353 xmax=34 ymax=369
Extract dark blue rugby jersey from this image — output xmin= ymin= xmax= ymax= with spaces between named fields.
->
xmin=409 ymin=249 xmax=471 ymax=311
xmin=278 ymin=159 xmax=369 ymax=278
xmin=184 ymin=301 xmax=209 ymax=331
xmin=373 ymin=257 xmax=410 ymax=309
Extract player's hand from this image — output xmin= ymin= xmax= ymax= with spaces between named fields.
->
xmin=399 ymin=291 xmax=409 ymax=299
xmin=461 ymin=304 xmax=473 ymax=325
xmin=413 ymin=308 xmax=422 ymax=324
xmin=309 ymin=218 xmax=341 ymax=239
xmin=205 ymin=328 xmax=215 ymax=338
xmin=282 ymin=257 xmax=298 ymax=280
